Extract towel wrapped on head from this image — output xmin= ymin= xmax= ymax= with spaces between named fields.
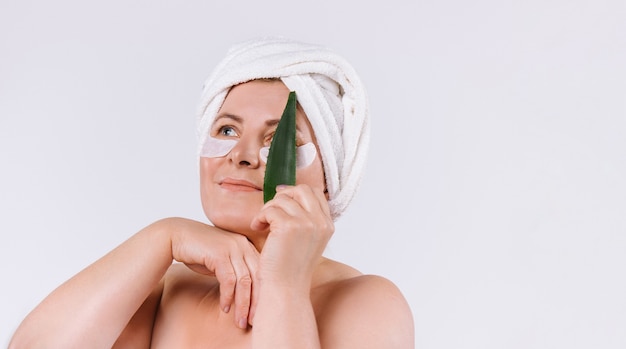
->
xmin=197 ymin=37 xmax=370 ymax=220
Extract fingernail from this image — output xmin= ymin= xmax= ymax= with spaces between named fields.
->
xmin=276 ymin=184 xmax=287 ymax=191
xmin=239 ymin=317 xmax=247 ymax=329
xmin=223 ymin=305 xmax=230 ymax=313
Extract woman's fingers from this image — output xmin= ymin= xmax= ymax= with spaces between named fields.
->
xmin=248 ymin=283 xmax=258 ymax=327
xmin=214 ymin=258 xmax=237 ymax=314
xmin=274 ymin=185 xmax=316 ymax=214
xmin=276 ymin=185 xmax=331 ymax=219
xmin=252 ymin=185 xmax=331 ymax=233
xmin=312 ymin=186 xmax=332 ymax=218
xmin=250 ymin=184 xmax=324 ymax=233
xmin=231 ymin=255 xmax=252 ymax=329
xmin=245 ymin=252 xmax=260 ymax=327
xmin=170 ymin=220 xmax=260 ymax=329
xmin=209 ymin=239 xmax=259 ymax=329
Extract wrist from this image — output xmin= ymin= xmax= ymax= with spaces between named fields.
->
xmin=142 ymin=217 xmax=184 ymax=261
xmin=258 ymin=276 xmax=312 ymax=299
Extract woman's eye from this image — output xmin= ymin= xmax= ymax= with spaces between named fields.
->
xmin=264 ymin=131 xmax=305 ymax=147
xmin=264 ymin=132 xmax=275 ymax=146
xmin=219 ymin=126 xmax=238 ymax=137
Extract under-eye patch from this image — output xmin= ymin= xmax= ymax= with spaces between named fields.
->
xmin=201 ymin=136 xmax=317 ymax=169
xmin=260 ymin=142 xmax=317 ymax=169
xmin=200 ymin=137 xmax=238 ymax=158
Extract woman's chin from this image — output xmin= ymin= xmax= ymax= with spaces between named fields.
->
xmin=206 ymin=212 xmax=256 ymax=235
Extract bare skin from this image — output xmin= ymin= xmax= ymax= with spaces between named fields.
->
xmin=10 ymin=80 xmax=415 ymax=348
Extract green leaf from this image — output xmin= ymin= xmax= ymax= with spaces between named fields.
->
xmin=263 ymin=91 xmax=297 ymax=203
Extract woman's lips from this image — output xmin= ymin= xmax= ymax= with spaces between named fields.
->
xmin=219 ymin=178 xmax=262 ymax=192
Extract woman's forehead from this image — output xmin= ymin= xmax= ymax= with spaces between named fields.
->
xmin=218 ymin=81 xmax=313 ymax=134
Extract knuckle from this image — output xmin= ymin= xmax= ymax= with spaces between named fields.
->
xmin=237 ymin=303 xmax=250 ymax=314
xmin=303 ymin=220 xmax=315 ymax=232
xmin=221 ymin=272 xmax=237 ymax=287
xmin=233 ymin=233 xmax=251 ymax=246
xmin=323 ymin=219 xmax=335 ymax=234
xmin=238 ymin=274 xmax=252 ymax=288
xmin=294 ymin=219 xmax=314 ymax=231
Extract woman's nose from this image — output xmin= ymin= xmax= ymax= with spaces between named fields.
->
xmin=227 ymin=138 xmax=261 ymax=168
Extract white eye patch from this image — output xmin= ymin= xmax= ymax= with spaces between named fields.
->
xmin=201 ymin=136 xmax=317 ymax=169
xmin=200 ymin=136 xmax=238 ymax=158
xmin=259 ymin=142 xmax=317 ymax=169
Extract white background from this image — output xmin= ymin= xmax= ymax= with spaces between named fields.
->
xmin=1 ymin=0 xmax=625 ymax=348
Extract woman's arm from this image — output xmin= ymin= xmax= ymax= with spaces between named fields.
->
xmin=9 ymin=217 xmax=260 ymax=349
xmin=250 ymin=184 xmax=414 ymax=348
xmin=112 ymin=278 xmax=164 ymax=349
xmin=250 ymin=185 xmax=333 ymax=349
xmin=9 ymin=220 xmax=173 ymax=349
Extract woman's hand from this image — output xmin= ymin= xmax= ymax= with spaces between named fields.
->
xmin=165 ymin=218 xmax=260 ymax=329
xmin=247 ymin=184 xmax=333 ymax=346
xmin=250 ymin=184 xmax=334 ymax=290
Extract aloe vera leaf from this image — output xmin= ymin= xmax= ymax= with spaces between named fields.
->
xmin=263 ymin=91 xmax=297 ymax=203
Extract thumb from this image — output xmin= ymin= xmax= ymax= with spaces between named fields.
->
xmin=250 ymin=212 xmax=269 ymax=232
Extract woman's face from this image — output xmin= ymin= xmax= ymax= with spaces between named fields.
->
xmin=199 ymin=80 xmax=326 ymax=236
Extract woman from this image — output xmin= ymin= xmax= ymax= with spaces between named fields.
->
xmin=10 ymin=37 xmax=414 ymax=348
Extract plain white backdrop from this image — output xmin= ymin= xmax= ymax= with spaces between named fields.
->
xmin=1 ymin=0 xmax=625 ymax=348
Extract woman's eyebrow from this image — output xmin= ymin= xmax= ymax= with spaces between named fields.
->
xmin=214 ymin=114 xmax=301 ymax=132
xmin=214 ymin=114 xmax=243 ymax=124
xmin=265 ymin=119 xmax=280 ymax=128
xmin=265 ymin=118 xmax=301 ymax=132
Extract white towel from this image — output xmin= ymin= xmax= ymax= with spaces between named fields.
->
xmin=196 ymin=37 xmax=370 ymax=220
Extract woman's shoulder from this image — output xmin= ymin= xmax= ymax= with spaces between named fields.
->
xmin=313 ymin=258 xmax=415 ymax=347
xmin=316 ymin=258 xmax=408 ymax=303
xmin=315 ymin=257 xmax=402 ymax=292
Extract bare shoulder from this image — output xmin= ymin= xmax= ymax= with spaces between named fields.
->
xmin=314 ymin=259 xmax=415 ymax=348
